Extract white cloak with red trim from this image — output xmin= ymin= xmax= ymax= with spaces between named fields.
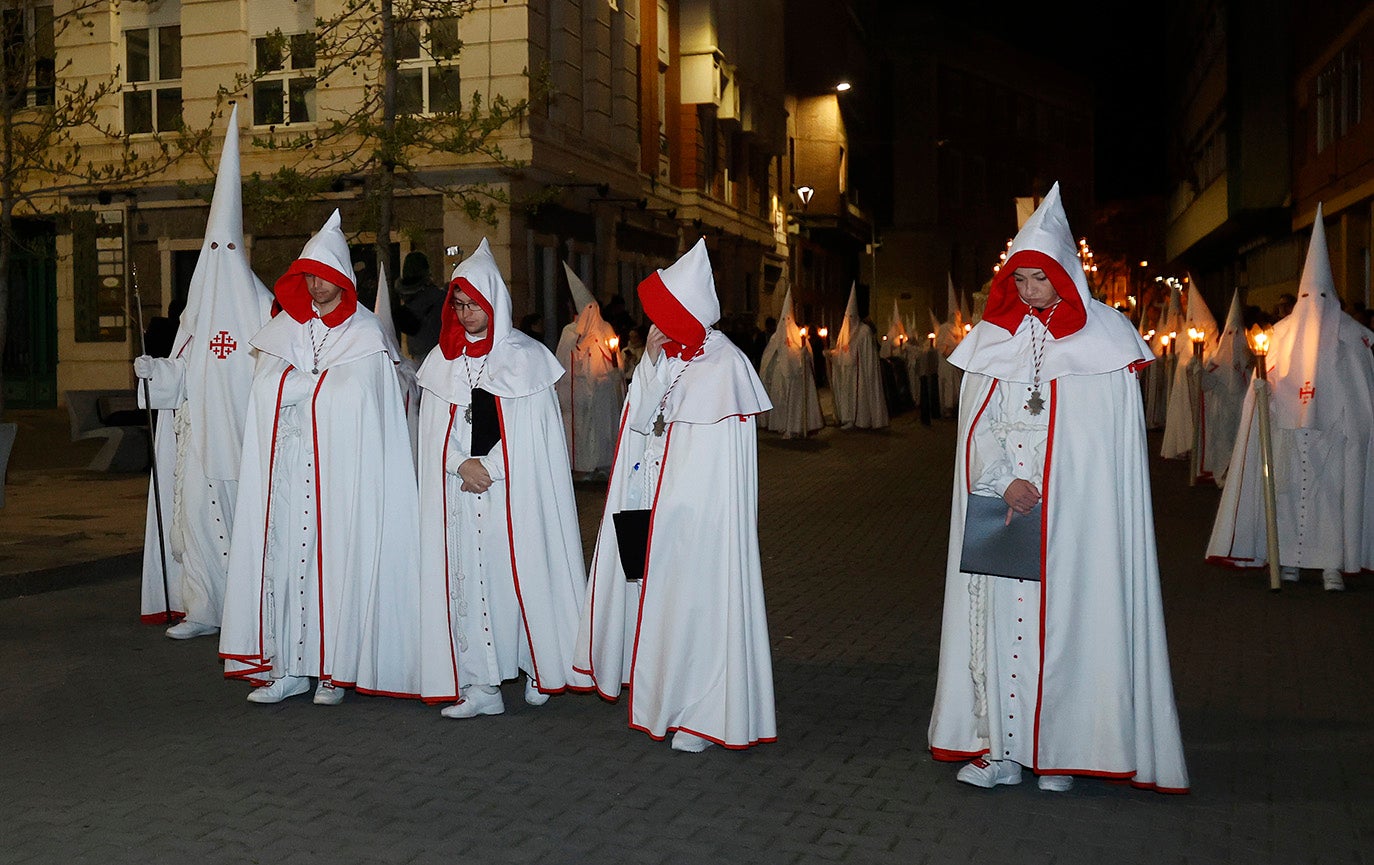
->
xmin=413 ymin=350 xmax=591 ymax=701
xmin=928 ymin=370 xmax=1189 ymax=791
xmin=574 ymin=334 xmax=776 ymax=748
xmin=218 ymin=308 xmax=423 ymax=697
xmin=555 ymin=307 xmax=625 ymax=473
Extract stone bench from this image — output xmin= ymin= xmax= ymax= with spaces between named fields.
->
xmin=64 ymin=389 xmax=151 ymax=472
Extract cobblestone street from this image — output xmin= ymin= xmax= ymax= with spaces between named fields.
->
xmin=1 ymin=411 xmax=1370 ymax=865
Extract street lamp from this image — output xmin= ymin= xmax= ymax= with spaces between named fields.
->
xmin=796 ymin=186 xmax=814 ymax=211
xmin=836 ymin=81 xmax=851 ymax=93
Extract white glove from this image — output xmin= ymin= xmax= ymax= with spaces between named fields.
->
xmin=133 ymin=355 xmax=155 ymax=379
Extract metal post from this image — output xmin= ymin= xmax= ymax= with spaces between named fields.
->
xmin=131 ymin=268 xmax=174 ymax=622
xmin=1252 ymin=359 xmax=1282 ymax=592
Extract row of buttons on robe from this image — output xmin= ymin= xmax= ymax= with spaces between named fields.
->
xmin=1003 ymin=592 xmax=1026 ymax=758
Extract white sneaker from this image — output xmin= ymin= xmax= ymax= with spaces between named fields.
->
xmin=1322 ymin=569 xmax=1346 ymax=592
xmin=670 ymin=731 xmax=715 ymax=753
xmin=956 ymin=758 xmax=1023 ymax=788
xmin=246 ymin=675 xmax=310 ymax=704
xmin=1280 ymin=566 xmax=1300 ymax=583
xmin=524 ymin=675 xmax=550 ymax=707
xmin=165 ymin=620 xmax=220 ymax=640
xmin=313 ymin=681 xmax=345 ymax=706
xmin=1037 ymin=774 xmax=1074 ymax=792
xmin=440 ymin=685 xmax=505 ymax=719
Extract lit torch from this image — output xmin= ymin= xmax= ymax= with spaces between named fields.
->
xmin=1187 ymin=328 xmax=1206 ymax=485
xmin=1249 ymin=327 xmax=1282 ymax=591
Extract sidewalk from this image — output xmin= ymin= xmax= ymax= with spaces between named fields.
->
xmin=0 ymin=408 xmax=148 ymax=588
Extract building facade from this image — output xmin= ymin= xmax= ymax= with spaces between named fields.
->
xmin=4 ymin=0 xmax=790 ymax=406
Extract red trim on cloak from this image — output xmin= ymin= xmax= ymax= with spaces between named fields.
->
xmin=141 ymin=611 xmax=186 ymax=625
xmin=1032 ymin=378 xmax=1056 ymax=772
xmin=626 ymin=721 xmax=778 ymax=750
xmin=931 ymin=746 xmax=990 ymax=762
xmin=497 ymin=397 xmax=562 ymax=697
xmin=568 ymin=351 xmax=577 ymax=470
xmin=965 ymin=382 xmax=1000 ymax=494
xmin=441 ymin=403 xmax=462 ymax=699
xmin=274 ymin=259 xmax=357 ymax=326
xmin=574 ymin=401 xmax=633 ymax=700
xmin=311 ymin=372 xmax=329 ymax=676
xmin=626 ymin=424 xmax=674 ymax=731
xmin=439 ymin=276 xmax=495 ymax=359
xmin=637 ymin=271 xmax=706 ymax=359
xmin=220 ymin=367 xmax=291 ymax=681
xmin=983 ymin=250 xmax=1087 ymax=337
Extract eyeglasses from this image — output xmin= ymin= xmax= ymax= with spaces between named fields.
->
xmin=451 ymin=299 xmax=483 ymax=312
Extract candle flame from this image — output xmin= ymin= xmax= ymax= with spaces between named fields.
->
xmin=799 ymin=326 xmax=808 ymax=339
xmin=608 ymin=336 xmax=619 ymax=350
xmin=818 ymin=327 xmax=828 ymax=338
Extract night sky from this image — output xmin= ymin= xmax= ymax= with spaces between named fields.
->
xmin=948 ymin=2 xmax=1169 ymax=201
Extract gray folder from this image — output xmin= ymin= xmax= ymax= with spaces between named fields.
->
xmin=960 ymin=495 xmax=1042 ymax=581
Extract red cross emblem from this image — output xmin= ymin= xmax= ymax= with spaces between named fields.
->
xmin=209 ymin=330 xmax=237 ymax=359
xmin=1298 ymin=380 xmax=1315 ymax=404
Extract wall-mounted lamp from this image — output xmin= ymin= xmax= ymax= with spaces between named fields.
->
xmin=795 ymin=186 xmax=814 ymax=211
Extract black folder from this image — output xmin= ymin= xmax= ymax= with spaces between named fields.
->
xmin=613 ymin=509 xmax=652 ymax=582
xmin=959 ymin=495 xmax=1042 ymax=581
xmin=469 ymin=388 xmax=500 ymax=457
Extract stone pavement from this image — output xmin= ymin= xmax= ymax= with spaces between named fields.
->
xmin=1 ymin=407 xmax=1370 ymax=865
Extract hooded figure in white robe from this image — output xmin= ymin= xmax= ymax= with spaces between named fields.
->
xmin=134 ymin=105 xmax=272 ymax=637
xmin=555 ymin=262 xmax=626 ymax=474
xmin=829 ymin=284 xmax=889 ymax=429
xmin=928 ymin=183 xmax=1189 ymax=794
xmin=218 ymin=210 xmax=423 ymax=706
xmin=1143 ymin=287 xmax=1183 ymax=429
xmin=935 ymin=276 xmax=965 ymax=418
xmin=1206 ymin=206 xmax=1374 ymax=591
xmin=759 ymin=285 xmax=822 ymax=437
xmin=1161 ymin=283 xmax=1219 ymax=465
xmin=373 ymin=262 xmax=422 ymax=462
xmin=573 ymin=237 xmax=776 ymax=752
xmin=1200 ymin=290 xmax=1252 ymax=485
xmin=414 ymin=239 xmax=591 ymax=717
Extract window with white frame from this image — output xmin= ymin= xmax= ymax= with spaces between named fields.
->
xmin=1 ymin=2 xmax=55 ymax=107
xmin=396 ymin=16 xmax=462 ymax=115
xmin=252 ymin=32 xmax=316 ymax=126
xmin=123 ymin=23 xmax=182 ymax=133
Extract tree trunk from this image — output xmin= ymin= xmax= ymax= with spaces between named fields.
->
xmin=375 ymin=0 xmax=397 ymax=286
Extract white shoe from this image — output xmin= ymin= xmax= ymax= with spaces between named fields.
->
xmin=670 ymin=731 xmax=715 ymax=753
xmin=1037 ymin=774 xmax=1074 ymax=792
xmin=313 ymin=681 xmax=345 ymax=706
xmin=1281 ymin=566 xmax=1300 ymax=583
xmin=440 ymin=685 xmax=505 ymax=719
xmin=524 ymin=676 xmax=549 ymax=707
xmin=165 ymin=620 xmax=220 ymax=640
xmin=1322 ymin=569 xmax=1346 ymax=592
xmin=956 ymin=758 xmax=1023 ymax=788
xmin=246 ymin=676 xmax=310 ymax=704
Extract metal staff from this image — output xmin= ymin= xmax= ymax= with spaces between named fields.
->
xmin=131 ymin=265 xmax=174 ymax=622
xmin=1187 ymin=330 xmax=1205 ymax=485
xmin=1251 ymin=339 xmax=1282 ymax=592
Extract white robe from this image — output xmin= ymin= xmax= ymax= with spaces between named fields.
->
xmin=759 ymin=330 xmax=823 ymax=436
xmin=1206 ymin=315 xmax=1374 ymax=572
xmin=831 ymin=323 xmax=889 ymax=429
xmin=929 ymin=370 xmax=1189 ymax=792
xmin=414 ymin=353 xmax=591 ymax=700
xmin=574 ymin=341 xmax=776 ymax=748
xmin=219 ymin=309 xmax=422 ymax=697
xmin=935 ymin=322 xmax=963 ymax=417
xmin=555 ymin=314 xmax=626 ymax=472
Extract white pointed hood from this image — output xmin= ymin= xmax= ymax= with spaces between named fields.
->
xmin=1265 ymin=204 xmax=1373 ymax=429
xmin=1183 ymin=282 xmax=1219 ymax=355
xmin=272 ymin=209 xmax=357 ymax=325
xmin=564 ymin=261 xmax=597 ymax=313
xmin=1208 ymin=289 xmax=1253 ymax=380
xmin=417 ymin=238 xmax=563 ymax=402
xmin=628 ymin=238 xmax=770 ymax=429
xmin=835 ymin=283 xmax=860 ymax=353
xmin=949 ymin=182 xmax=1150 ymax=380
xmin=946 ymin=275 xmax=962 ymax=328
xmin=170 ymin=103 xmax=272 ymax=480
xmin=769 ymin=285 xmax=806 ymax=351
xmin=637 ymin=237 xmax=720 ymax=356
xmin=373 ymin=261 xmax=403 ymax=358
xmin=885 ymin=298 xmax=909 ymax=345
xmin=1149 ymin=286 xmax=1184 ymax=356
